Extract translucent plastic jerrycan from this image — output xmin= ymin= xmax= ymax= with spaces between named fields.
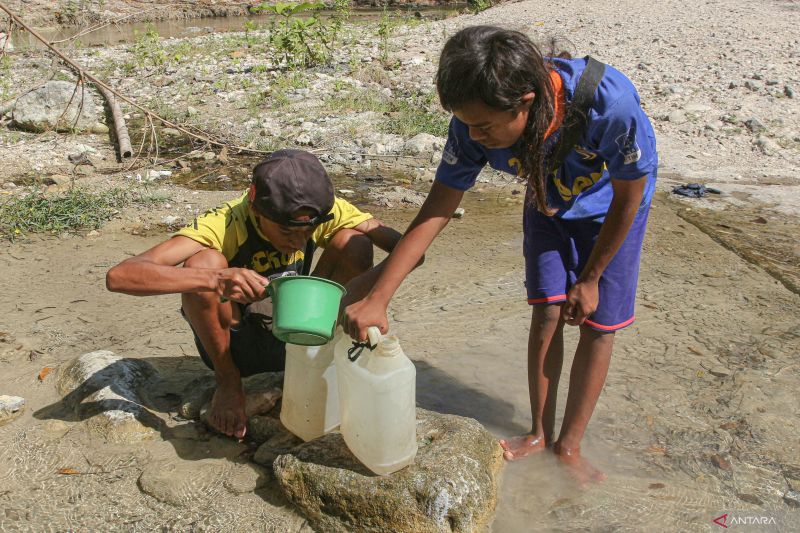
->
xmin=280 ymin=328 xmax=342 ymax=442
xmin=334 ymin=326 xmax=417 ymax=475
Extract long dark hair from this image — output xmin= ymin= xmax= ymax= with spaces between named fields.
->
xmin=436 ymin=26 xmax=557 ymax=214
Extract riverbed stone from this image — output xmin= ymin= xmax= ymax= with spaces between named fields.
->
xmin=137 ymin=459 xmax=227 ymax=506
xmin=12 ymin=81 xmax=100 ymax=132
xmin=57 ymin=350 xmax=161 ymax=443
xmin=0 ymin=395 xmax=25 ymax=426
xmin=273 ymin=408 xmax=504 ymax=533
xmin=404 ymin=133 xmax=446 ymax=155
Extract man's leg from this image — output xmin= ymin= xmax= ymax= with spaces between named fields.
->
xmin=553 ymin=325 xmax=614 ymax=485
xmin=181 ymin=249 xmax=247 ymax=439
xmin=311 ymin=228 xmax=374 ymax=285
xmin=500 ymin=304 xmax=565 ymax=460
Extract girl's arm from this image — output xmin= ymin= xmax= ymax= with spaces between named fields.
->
xmin=561 ymin=175 xmax=647 ymax=325
xmin=342 ymin=180 xmax=465 ymax=340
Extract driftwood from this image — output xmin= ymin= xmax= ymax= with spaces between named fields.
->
xmin=0 ymin=2 xmax=272 ymax=161
xmin=96 ymin=84 xmax=132 ymax=158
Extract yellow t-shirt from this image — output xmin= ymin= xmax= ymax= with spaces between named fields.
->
xmin=175 ymin=192 xmax=372 ymax=275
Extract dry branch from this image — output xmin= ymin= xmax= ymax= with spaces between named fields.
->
xmin=0 ymin=2 xmax=271 ymax=159
xmin=96 ymin=84 xmax=132 ymax=158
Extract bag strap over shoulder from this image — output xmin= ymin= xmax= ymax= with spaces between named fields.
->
xmin=548 ymin=56 xmax=606 ymax=173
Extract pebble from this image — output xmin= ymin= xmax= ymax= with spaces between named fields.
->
xmin=784 ymin=490 xmax=800 ymax=508
xmin=452 ymin=207 xmax=466 ymax=219
xmin=0 ymin=395 xmax=25 ymax=425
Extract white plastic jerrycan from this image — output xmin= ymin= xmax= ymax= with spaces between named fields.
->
xmin=280 ymin=328 xmax=342 ymax=442
xmin=334 ymin=326 xmax=417 ymax=475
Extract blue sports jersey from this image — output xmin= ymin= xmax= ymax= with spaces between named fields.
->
xmin=435 ymin=57 xmax=658 ymax=221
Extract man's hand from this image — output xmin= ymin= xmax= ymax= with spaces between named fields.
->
xmin=561 ymin=279 xmax=599 ymax=326
xmin=216 ymin=268 xmax=269 ymax=304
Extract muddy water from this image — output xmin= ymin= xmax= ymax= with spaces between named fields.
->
xmin=668 ymin=196 xmax=800 ymax=296
xmin=9 ymin=6 xmax=462 ymax=50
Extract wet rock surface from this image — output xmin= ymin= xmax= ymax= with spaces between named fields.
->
xmin=0 ymin=395 xmax=25 ymax=425
xmin=273 ymin=409 xmax=504 ymax=533
xmin=56 ymin=350 xmax=161 ymax=442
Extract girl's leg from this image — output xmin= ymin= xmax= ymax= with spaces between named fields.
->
xmin=500 ymin=303 xmax=565 ymax=460
xmin=553 ymin=325 xmax=614 ymax=484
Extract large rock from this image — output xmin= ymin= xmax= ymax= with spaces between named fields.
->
xmin=57 ymin=350 xmax=161 ymax=443
xmin=273 ymin=409 xmax=504 ymax=533
xmin=12 ymin=80 xmax=101 ymax=132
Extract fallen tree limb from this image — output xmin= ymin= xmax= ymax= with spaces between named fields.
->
xmin=96 ymin=84 xmax=132 ymax=158
xmin=0 ymin=2 xmax=271 ymax=157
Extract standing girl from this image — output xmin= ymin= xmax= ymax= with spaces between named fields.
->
xmin=343 ymin=25 xmax=657 ymax=484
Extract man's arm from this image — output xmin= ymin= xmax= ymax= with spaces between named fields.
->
xmin=106 ymin=236 xmax=268 ymax=302
xmin=561 ymin=176 xmax=647 ymax=325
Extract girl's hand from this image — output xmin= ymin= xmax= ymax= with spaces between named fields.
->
xmin=561 ymin=280 xmax=599 ymax=326
xmin=342 ymin=296 xmax=389 ymax=342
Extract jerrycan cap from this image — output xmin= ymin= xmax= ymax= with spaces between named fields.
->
xmin=346 ymin=326 xmax=397 ymax=362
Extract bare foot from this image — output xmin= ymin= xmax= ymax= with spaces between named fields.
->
xmin=210 ymin=379 xmax=247 ymax=439
xmin=553 ymin=442 xmax=606 ymax=487
xmin=499 ymin=434 xmax=546 ymax=461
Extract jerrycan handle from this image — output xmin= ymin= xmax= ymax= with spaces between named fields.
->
xmin=346 ymin=326 xmax=382 ymax=362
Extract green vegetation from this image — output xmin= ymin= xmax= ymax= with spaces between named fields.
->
xmin=325 ymin=88 xmax=391 ymax=115
xmin=245 ymin=71 xmax=308 ymax=113
xmin=0 ymin=54 xmax=13 ymax=102
xmin=0 ymin=187 xmax=168 ymax=240
xmin=467 ymin=0 xmax=494 ymax=14
xmin=131 ymin=25 xmax=167 ymax=68
xmin=253 ymin=1 xmax=349 ymax=69
xmin=381 ymin=92 xmax=450 ymax=137
xmin=377 ymin=7 xmax=395 ymax=64
xmin=325 ymin=88 xmax=449 ymax=138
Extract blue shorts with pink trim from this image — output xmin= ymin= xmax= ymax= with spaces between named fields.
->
xmin=523 ymin=203 xmax=650 ymax=332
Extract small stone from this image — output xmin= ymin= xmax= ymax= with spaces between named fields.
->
xmin=186 ymin=106 xmax=199 ymax=117
xmin=711 ymin=454 xmax=732 ymax=470
xmin=666 ymin=110 xmax=687 ymax=124
xmin=783 ymin=490 xmax=800 ymax=508
xmin=785 ymin=86 xmax=796 ymax=99
xmin=160 ymin=127 xmax=182 ymax=138
xmin=337 ymin=189 xmax=355 ymax=196
xmin=0 ymin=395 xmax=25 ymax=425
xmin=90 ymin=123 xmax=109 ymax=134
xmin=707 ymin=367 xmax=730 ymax=378
xmin=452 ymin=207 xmax=466 ymax=219
xmin=755 ymin=135 xmax=780 ymax=155
xmin=736 ymin=493 xmax=762 ymax=505
xmin=744 ymin=80 xmax=763 ymax=91
xmin=744 ymin=118 xmax=766 ymax=133
xmin=86 ymin=230 xmax=100 ymax=238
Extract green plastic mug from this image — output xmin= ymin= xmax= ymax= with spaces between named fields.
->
xmin=267 ymin=276 xmax=346 ymax=346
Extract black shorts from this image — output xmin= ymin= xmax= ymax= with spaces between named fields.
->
xmin=183 ymin=304 xmax=286 ymax=377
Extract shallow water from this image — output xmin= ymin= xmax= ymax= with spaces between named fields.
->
xmin=9 ymin=6 xmax=461 ymax=50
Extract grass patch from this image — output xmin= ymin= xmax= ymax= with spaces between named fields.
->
xmin=0 ymin=187 xmax=168 ymax=240
xmin=325 ymin=88 xmax=391 ymax=114
xmin=381 ymin=92 xmax=450 ymax=137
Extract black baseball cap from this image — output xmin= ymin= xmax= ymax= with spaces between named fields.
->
xmin=251 ymin=149 xmax=335 ymax=227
